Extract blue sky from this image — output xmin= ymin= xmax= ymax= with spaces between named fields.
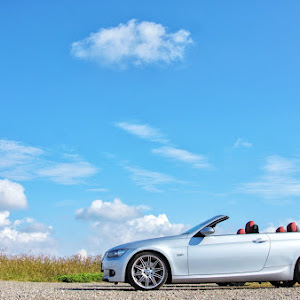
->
xmin=1 ymin=1 xmax=300 ymax=256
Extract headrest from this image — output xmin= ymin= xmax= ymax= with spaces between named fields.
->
xmin=245 ymin=221 xmax=255 ymax=233
xmin=287 ymin=222 xmax=299 ymax=232
xmin=252 ymin=224 xmax=259 ymax=233
xmin=237 ymin=228 xmax=246 ymax=234
xmin=276 ymin=226 xmax=285 ymax=233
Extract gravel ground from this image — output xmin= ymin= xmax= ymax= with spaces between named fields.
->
xmin=0 ymin=281 xmax=299 ymax=300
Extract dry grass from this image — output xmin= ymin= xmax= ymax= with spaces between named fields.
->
xmin=246 ymin=282 xmax=299 ymax=288
xmin=0 ymin=254 xmax=102 ymax=282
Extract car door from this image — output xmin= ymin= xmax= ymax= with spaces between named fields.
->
xmin=188 ymin=233 xmax=270 ymax=275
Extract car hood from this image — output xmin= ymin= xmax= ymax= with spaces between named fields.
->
xmin=107 ymin=234 xmax=188 ymax=252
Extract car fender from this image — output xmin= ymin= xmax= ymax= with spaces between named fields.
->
xmin=124 ymin=245 xmax=189 ymax=279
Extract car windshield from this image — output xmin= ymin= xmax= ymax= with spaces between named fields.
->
xmin=183 ymin=216 xmax=220 ymax=235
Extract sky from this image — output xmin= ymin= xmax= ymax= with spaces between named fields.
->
xmin=1 ymin=1 xmax=300 ymax=256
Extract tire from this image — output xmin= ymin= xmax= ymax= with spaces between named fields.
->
xmin=217 ymin=283 xmax=228 ymax=286
xmin=127 ymin=251 xmax=168 ymax=290
xmin=294 ymin=257 xmax=300 ymax=284
xmin=270 ymin=280 xmax=296 ymax=288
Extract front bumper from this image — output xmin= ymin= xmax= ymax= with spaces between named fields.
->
xmin=102 ymin=249 xmax=136 ymax=283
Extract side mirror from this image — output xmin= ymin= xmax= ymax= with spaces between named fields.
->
xmin=200 ymin=226 xmax=215 ymax=236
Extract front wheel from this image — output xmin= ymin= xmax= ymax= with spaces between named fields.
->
xmin=127 ymin=251 xmax=168 ymax=290
xmin=270 ymin=280 xmax=296 ymax=288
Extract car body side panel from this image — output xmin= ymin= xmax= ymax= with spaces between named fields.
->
xmin=172 ymin=265 xmax=292 ymax=283
xmin=265 ymin=232 xmax=300 ymax=268
xmin=188 ymin=234 xmax=270 ymax=275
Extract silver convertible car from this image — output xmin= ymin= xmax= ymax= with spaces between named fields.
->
xmin=102 ymin=215 xmax=300 ymax=290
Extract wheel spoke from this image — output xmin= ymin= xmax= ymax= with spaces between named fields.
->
xmin=145 ymin=277 xmax=149 ymax=287
xmin=135 ymin=271 xmax=143 ymax=276
xmin=150 ymin=276 xmax=157 ymax=286
xmin=138 ymin=275 xmax=145 ymax=283
xmin=153 ymin=267 xmax=164 ymax=272
xmin=147 ymin=256 xmax=151 ymax=267
xmin=139 ymin=258 xmax=146 ymax=268
xmin=134 ymin=265 xmax=143 ymax=271
xmin=151 ymin=259 xmax=159 ymax=268
xmin=153 ymin=273 xmax=162 ymax=279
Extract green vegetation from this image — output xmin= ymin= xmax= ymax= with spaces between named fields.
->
xmin=0 ymin=254 xmax=102 ymax=282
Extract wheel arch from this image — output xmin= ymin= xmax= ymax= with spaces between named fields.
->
xmin=125 ymin=249 xmax=172 ymax=284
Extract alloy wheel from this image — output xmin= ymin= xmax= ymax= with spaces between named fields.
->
xmin=131 ymin=254 xmax=166 ymax=289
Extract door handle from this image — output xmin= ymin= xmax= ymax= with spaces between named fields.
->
xmin=252 ymin=238 xmax=267 ymax=243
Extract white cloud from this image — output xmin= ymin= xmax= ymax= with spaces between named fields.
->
xmin=152 ymin=146 xmax=211 ymax=169
xmin=233 ymin=138 xmax=252 ymax=148
xmin=0 ymin=140 xmax=43 ymax=180
xmin=125 ymin=166 xmax=176 ymax=192
xmin=115 ymin=122 xmax=212 ymax=171
xmin=0 ymin=140 xmax=43 ymax=168
xmin=71 ymin=19 xmax=192 ymax=67
xmin=115 ymin=122 xmax=168 ymax=143
xmin=0 ymin=211 xmax=55 ymax=254
xmin=76 ymin=199 xmax=186 ymax=254
xmin=0 ymin=211 xmax=10 ymax=227
xmin=238 ymin=156 xmax=300 ymax=199
xmin=36 ymin=162 xmax=98 ymax=185
xmin=76 ymin=198 xmax=142 ymax=221
xmin=91 ymin=214 xmax=186 ymax=254
xmin=77 ymin=249 xmax=88 ymax=260
xmin=0 ymin=139 xmax=98 ymax=185
xmin=0 ymin=179 xmax=27 ymax=210
xmin=127 ymin=214 xmax=185 ymax=236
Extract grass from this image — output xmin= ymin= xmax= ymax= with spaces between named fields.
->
xmin=0 ymin=253 xmax=102 ymax=282
xmin=247 ymin=281 xmax=299 ymax=288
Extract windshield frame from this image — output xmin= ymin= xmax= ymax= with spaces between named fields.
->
xmin=183 ymin=215 xmax=229 ymax=236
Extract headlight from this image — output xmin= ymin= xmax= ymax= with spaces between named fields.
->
xmin=107 ymin=249 xmax=127 ymax=258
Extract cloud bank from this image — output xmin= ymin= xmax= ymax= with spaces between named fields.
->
xmin=0 ymin=179 xmax=27 ymax=210
xmin=76 ymin=198 xmax=142 ymax=221
xmin=0 ymin=211 xmax=55 ymax=254
xmin=0 ymin=139 xmax=98 ymax=185
xmin=76 ymin=199 xmax=186 ymax=254
xmin=71 ymin=19 xmax=192 ymax=67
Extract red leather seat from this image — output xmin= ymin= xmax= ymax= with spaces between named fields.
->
xmin=276 ymin=226 xmax=285 ymax=233
xmin=245 ymin=221 xmax=255 ymax=233
xmin=245 ymin=221 xmax=259 ymax=233
xmin=287 ymin=222 xmax=299 ymax=232
xmin=237 ymin=228 xmax=246 ymax=234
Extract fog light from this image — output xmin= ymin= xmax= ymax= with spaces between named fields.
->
xmin=109 ymin=270 xmax=115 ymax=277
